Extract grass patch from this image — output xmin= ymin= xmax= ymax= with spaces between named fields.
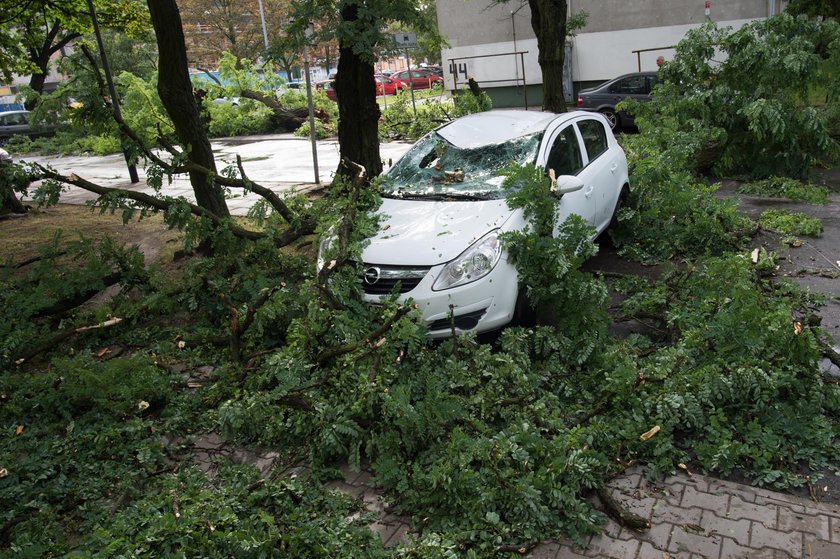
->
xmin=0 ymin=204 xmax=183 ymax=266
xmin=758 ymin=209 xmax=824 ymax=237
xmin=737 ymin=177 xmax=831 ymax=204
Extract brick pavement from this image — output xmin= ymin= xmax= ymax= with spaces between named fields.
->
xmin=327 ymin=464 xmax=840 ymax=558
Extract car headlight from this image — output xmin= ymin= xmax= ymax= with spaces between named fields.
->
xmin=432 ymin=230 xmax=502 ymax=291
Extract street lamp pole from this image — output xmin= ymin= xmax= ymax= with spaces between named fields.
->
xmin=257 ymin=0 xmax=270 ymax=49
xmin=303 ymin=28 xmax=320 ymax=185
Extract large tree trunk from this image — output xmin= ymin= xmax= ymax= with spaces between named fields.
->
xmin=147 ymin=0 xmax=230 ymax=218
xmin=334 ymin=4 xmax=382 ymax=181
xmin=528 ymin=0 xmax=568 ymax=113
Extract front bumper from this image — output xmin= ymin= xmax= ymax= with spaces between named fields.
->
xmin=362 ymin=256 xmax=520 ymax=338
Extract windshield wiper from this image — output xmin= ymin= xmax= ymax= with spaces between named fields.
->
xmin=384 ymin=192 xmax=495 ymax=201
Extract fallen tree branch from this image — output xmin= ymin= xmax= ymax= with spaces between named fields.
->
xmin=816 ymin=335 xmax=840 ymax=370
xmin=239 ymin=88 xmax=309 ymax=131
xmin=315 ymin=158 xmax=367 ymax=309
xmin=595 ymin=486 xmax=651 ymax=532
xmin=34 ymin=165 xmax=268 ymax=242
xmin=8 ymin=251 xmax=67 ymax=269
xmin=33 ymin=271 xmax=123 ymax=318
xmin=15 ymin=317 xmax=123 ymax=365
xmin=315 ymin=305 xmax=412 ymax=367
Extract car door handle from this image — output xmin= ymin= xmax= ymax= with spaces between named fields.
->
xmin=610 ymin=163 xmax=618 ymax=173
xmin=584 ymin=184 xmax=594 ymax=197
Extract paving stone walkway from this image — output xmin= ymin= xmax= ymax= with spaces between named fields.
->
xmin=326 ymin=464 xmax=840 ymax=559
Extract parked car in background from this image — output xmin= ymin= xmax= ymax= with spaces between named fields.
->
xmin=0 ymin=110 xmax=55 ymax=146
xmin=576 ymin=71 xmax=658 ymax=131
xmin=390 ymin=69 xmax=443 ymax=90
xmin=421 ymin=65 xmax=444 ymax=78
xmin=315 ymin=79 xmax=337 ymax=101
xmin=375 ymin=74 xmax=407 ymax=96
xmin=318 ymin=110 xmax=629 ymax=338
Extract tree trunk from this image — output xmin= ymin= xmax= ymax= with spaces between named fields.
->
xmin=528 ymin=0 xmax=568 ymax=113
xmin=239 ymin=89 xmax=309 ymax=130
xmin=147 ymin=0 xmax=230 ymax=218
xmin=1 ymin=191 xmax=27 ymax=215
xmin=334 ymin=5 xmax=381 ymax=181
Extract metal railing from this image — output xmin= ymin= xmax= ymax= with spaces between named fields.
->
xmin=630 ymin=46 xmax=676 ymax=71
xmin=447 ymin=51 xmax=529 ymax=109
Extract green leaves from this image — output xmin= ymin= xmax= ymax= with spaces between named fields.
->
xmin=629 ymin=13 xmax=840 ymax=179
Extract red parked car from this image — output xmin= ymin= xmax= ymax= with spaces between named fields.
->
xmin=315 ymin=79 xmax=337 ymax=101
xmin=375 ymin=74 xmax=407 ymax=95
xmin=390 ymin=69 xmax=443 ymax=90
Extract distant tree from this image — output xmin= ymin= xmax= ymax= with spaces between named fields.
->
xmin=786 ymin=0 xmax=840 ymax=20
xmin=0 ymin=0 xmax=148 ymax=96
xmin=266 ymin=34 xmax=303 ymax=80
xmin=290 ymin=0 xmax=432 ymax=180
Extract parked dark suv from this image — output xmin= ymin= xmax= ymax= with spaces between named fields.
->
xmin=576 ymin=71 xmax=658 ymax=132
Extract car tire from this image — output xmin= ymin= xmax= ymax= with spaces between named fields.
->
xmin=600 ymin=109 xmax=620 ymax=132
xmin=610 ymin=185 xmax=630 ymax=229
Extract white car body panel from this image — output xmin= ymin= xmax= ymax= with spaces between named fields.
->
xmin=364 ymin=198 xmax=518 ymax=266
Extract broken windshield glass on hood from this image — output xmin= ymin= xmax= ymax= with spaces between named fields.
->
xmin=382 ymin=130 xmax=542 ymax=199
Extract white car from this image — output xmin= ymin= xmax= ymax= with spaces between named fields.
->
xmin=335 ymin=110 xmax=629 ymax=337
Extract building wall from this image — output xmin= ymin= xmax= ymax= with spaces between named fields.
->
xmin=437 ymin=0 xmax=787 ymax=98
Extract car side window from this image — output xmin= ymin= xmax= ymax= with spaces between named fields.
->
xmin=577 ymin=120 xmax=609 ymax=162
xmin=545 ymin=126 xmax=584 ymax=176
xmin=610 ymin=76 xmax=646 ymax=95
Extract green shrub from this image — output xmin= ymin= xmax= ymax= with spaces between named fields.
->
xmin=612 ymin=133 xmax=752 ymax=261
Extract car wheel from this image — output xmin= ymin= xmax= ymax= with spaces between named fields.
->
xmin=606 ymin=185 xmax=630 ymax=232
xmin=600 ymin=109 xmax=620 ymax=132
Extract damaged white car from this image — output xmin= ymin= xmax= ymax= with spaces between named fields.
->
xmin=324 ymin=110 xmax=629 ymax=337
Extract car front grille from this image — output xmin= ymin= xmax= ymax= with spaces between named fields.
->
xmin=359 ymin=264 xmax=430 ymax=295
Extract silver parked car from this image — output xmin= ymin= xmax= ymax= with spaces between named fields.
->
xmin=576 ymin=71 xmax=658 ymax=132
xmin=0 ymin=110 xmax=55 ymax=146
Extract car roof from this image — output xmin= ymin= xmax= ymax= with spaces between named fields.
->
xmin=437 ymin=110 xmax=572 ymax=148
xmin=0 ymin=110 xmax=28 ymax=115
xmin=605 ymin=71 xmax=657 ymax=83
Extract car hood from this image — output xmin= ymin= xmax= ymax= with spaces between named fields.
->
xmin=362 ymin=197 xmax=522 ymax=266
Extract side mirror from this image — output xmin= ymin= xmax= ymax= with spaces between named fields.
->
xmin=548 ymin=169 xmax=584 ymax=197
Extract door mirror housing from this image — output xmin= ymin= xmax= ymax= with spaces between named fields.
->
xmin=548 ymin=170 xmax=584 ymax=198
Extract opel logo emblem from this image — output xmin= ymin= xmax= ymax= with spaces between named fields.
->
xmin=364 ymin=267 xmax=381 ymax=285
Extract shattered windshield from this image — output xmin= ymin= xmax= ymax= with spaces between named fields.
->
xmin=381 ymin=131 xmax=542 ymax=199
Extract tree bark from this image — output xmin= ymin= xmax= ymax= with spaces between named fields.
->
xmin=147 ymin=0 xmax=230 ymax=218
xmin=528 ymin=0 xmax=568 ymax=113
xmin=334 ymin=3 xmax=382 ymax=181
